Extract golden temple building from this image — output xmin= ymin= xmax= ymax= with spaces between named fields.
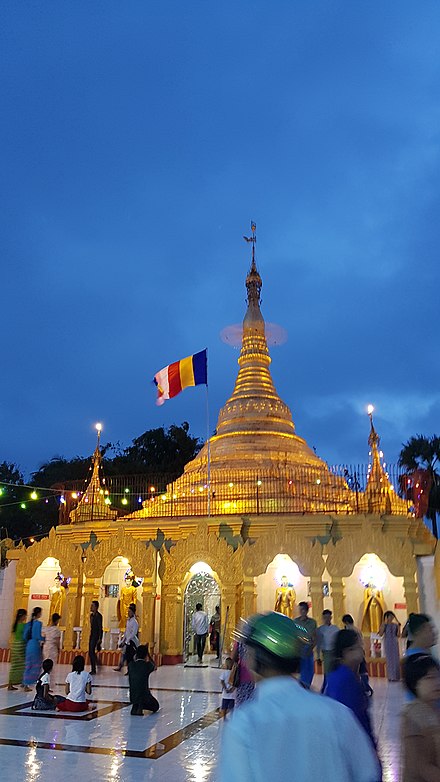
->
xmin=4 ymin=231 xmax=437 ymax=670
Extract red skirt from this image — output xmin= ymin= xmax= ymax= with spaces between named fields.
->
xmin=56 ymin=699 xmax=90 ymax=712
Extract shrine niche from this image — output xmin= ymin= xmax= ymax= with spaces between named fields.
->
xmin=82 ymin=527 xmax=156 ymax=648
xmin=242 ymin=530 xmax=325 ymax=619
xmin=325 ymin=521 xmax=419 ymax=623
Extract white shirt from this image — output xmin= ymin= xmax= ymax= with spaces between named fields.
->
xmin=40 ymin=672 xmax=50 ymax=686
xmin=219 ymin=669 xmax=236 ymax=700
xmin=66 ymin=670 xmax=92 ymax=702
xmin=122 ymin=616 xmax=139 ymax=645
xmin=191 ymin=610 xmax=209 ymax=635
xmin=316 ymin=623 xmax=340 ymax=654
xmin=220 ymin=677 xmax=380 ymax=782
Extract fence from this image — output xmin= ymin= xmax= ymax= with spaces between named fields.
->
xmin=59 ymin=463 xmax=412 ymax=522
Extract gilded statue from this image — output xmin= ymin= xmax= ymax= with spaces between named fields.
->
xmin=49 ymin=574 xmax=67 ymax=619
xmin=117 ymin=575 xmax=139 ymax=631
xmin=274 ymin=575 xmax=296 ymax=619
xmin=361 ymin=584 xmax=386 ymax=634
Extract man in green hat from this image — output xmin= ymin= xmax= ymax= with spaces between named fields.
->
xmin=219 ymin=611 xmax=381 ymax=782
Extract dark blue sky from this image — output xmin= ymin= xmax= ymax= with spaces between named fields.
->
xmin=2 ymin=2 xmax=440 ymax=477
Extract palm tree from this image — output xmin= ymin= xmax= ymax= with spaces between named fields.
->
xmin=399 ymin=435 xmax=440 ymax=538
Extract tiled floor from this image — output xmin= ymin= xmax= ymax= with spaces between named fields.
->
xmin=0 ymin=659 xmax=403 ymax=781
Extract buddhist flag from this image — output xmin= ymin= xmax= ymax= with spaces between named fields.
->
xmin=153 ymin=349 xmax=207 ymax=405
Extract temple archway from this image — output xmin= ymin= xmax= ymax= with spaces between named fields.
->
xmin=256 ymin=554 xmax=305 ymax=617
xmin=183 ymin=561 xmax=221 ymax=662
xmin=28 ymin=556 xmax=66 ymax=626
xmin=344 ymin=553 xmax=406 ymax=638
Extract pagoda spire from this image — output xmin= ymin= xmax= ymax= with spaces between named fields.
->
xmin=362 ymin=406 xmax=407 ymax=514
xmin=70 ymin=423 xmax=117 ymax=524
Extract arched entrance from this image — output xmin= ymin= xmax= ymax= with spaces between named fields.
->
xmin=99 ymin=556 xmax=144 ymax=647
xmin=256 ymin=553 xmax=306 ymax=616
xmin=28 ymin=556 xmax=66 ymax=626
xmin=183 ymin=562 xmax=220 ymax=662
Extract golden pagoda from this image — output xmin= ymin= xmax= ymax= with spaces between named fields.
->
xmin=131 ymin=224 xmax=354 ymax=517
xmin=70 ymin=424 xmax=118 ymax=524
xmin=358 ymin=406 xmax=408 ymax=515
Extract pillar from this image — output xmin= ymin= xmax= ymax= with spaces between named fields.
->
xmin=12 ymin=573 xmax=27 ymax=619
xmin=403 ymin=572 xmax=419 ymax=615
xmin=221 ymin=585 xmax=238 ymax=652
xmin=63 ymin=576 xmax=79 ymax=652
xmin=240 ymin=575 xmax=257 ymax=619
xmin=81 ymin=575 xmax=100 ymax=651
xmin=160 ymin=583 xmax=183 ymax=664
xmin=330 ymin=576 xmax=346 ymax=626
xmin=309 ymin=575 xmax=324 ymax=620
xmin=141 ymin=575 xmax=156 ymax=650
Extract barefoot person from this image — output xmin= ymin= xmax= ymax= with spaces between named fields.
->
xmin=8 ymin=609 xmax=27 ymax=690
xmin=128 ymin=644 xmax=159 ymax=716
xmin=57 ymin=655 xmax=92 ymax=712
xmin=23 ymin=607 xmax=45 ymax=691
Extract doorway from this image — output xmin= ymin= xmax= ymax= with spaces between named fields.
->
xmin=183 ymin=566 xmax=220 ymax=661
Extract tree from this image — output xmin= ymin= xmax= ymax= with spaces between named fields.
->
xmin=108 ymin=422 xmax=202 ymax=477
xmin=0 ymin=461 xmax=47 ymax=541
xmin=399 ymin=435 xmax=440 ymax=538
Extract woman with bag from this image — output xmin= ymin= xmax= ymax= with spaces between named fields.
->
xmin=231 ymin=639 xmax=255 ymax=706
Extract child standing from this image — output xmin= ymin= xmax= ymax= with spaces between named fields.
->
xmin=219 ymin=657 xmax=236 ymax=717
xmin=128 ymin=644 xmax=159 ymax=716
xmin=401 ymin=653 xmax=440 ymax=781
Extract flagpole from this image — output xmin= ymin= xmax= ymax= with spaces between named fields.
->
xmin=205 ymin=361 xmax=211 ymax=518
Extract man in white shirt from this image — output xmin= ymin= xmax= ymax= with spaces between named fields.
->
xmin=316 ymin=609 xmax=340 ymax=691
xmin=219 ymin=612 xmax=381 ymax=782
xmin=191 ymin=603 xmax=209 ymax=662
xmin=120 ymin=604 xmax=139 ymax=670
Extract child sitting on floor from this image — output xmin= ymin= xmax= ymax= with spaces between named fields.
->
xmin=56 ymin=655 xmax=92 ymax=712
xmin=128 ymin=644 xmax=160 ymax=716
xmin=219 ymin=657 xmax=236 ymax=718
xmin=32 ymin=659 xmax=59 ymax=710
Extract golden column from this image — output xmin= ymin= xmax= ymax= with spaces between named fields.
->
xmin=330 ymin=577 xmax=346 ymax=626
xmin=403 ymin=572 xmax=419 ymax=615
xmin=81 ymin=575 xmax=100 ymax=651
xmin=160 ymin=583 xmax=183 ymax=663
xmin=221 ymin=585 xmax=238 ymax=650
xmin=309 ymin=575 xmax=324 ymax=620
xmin=63 ymin=576 xmax=79 ymax=652
xmin=140 ymin=575 xmax=156 ymax=650
xmin=240 ymin=575 xmax=257 ymax=619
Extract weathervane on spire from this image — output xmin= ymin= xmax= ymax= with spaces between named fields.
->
xmin=243 ymin=221 xmax=257 ymax=264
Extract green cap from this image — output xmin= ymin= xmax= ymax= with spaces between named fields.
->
xmin=240 ymin=612 xmax=309 ymax=659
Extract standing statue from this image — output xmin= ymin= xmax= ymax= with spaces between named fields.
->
xmin=117 ymin=573 xmax=138 ymax=631
xmin=274 ymin=575 xmax=296 ymax=619
xmin=361 ymin=584 xmax=386 ymax=634
xmin=49 ymin=574 xmax=67 ymax=619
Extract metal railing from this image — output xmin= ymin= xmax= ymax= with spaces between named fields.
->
xmin=58 ymin=464 xmax=412 ymax=522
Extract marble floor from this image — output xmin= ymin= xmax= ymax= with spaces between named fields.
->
xmin=0 ymin=658 xmax=403 ymax=781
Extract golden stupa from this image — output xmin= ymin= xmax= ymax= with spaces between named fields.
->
xmin=132 ymin=226 xmax=354 ymax=517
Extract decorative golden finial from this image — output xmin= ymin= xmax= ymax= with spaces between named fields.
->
xmin=243 ymin=220 xmax=257 ymax=265
xmin=243 ymin=221 xmax=261 ymax=307
xmin=367 ymin=405 xmax=380 ymax=450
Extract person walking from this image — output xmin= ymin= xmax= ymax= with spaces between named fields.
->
xmin=128 ymin=644 xmax=159 ymax=715
xmin=404 ymin=613 xmax=438 ymax=659
xmin=379 ymin=611 xmax=401 ymax=682
xmin=325 ymin=629 xmax=377 ymax=751
xmin=43 ymin=613 xmax=61 ymax=664
xmin=401 ymin=653 xmax=440 ymax=781
xmin=120 ymin=603 xmax=139 ymax=671
xmin=219 ymin=657 xmax=236 ymax=718
xmin=219 ymin=612 xmax=381 ymax=782
xmin=316 ymin=609 xmax=339 ymax=691
xmin=23 ymin=607 xmax=45 ymax=691
xmin=231 ymin=639 xmax=255 ymax=706
xmin=88 ymin=600 xmax=103 ymax=675
xmin=343 ymin=613 xmax=373 ymax=696
xmin=294 ymin=601 xmax=317 ymax=688
xmin=8 ymin=609 xmax=27 ymax=690
xmin=191 ymin=603 xmax=209 ymax=663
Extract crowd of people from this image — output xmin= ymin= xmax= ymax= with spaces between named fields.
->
xmin=6 ymin=598 xmax=440 ymax=779
xmin=7 ymin=600 xmax=160 ymax=717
